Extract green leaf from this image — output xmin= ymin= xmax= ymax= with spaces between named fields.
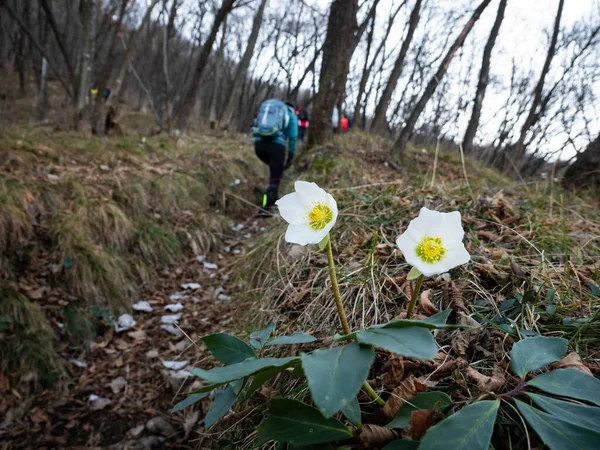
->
xmin=528 ymin=368 xmax=600 ymax=405
xmin=266 ymin=332 xmax=318 ymax=346
xmin=249 ymin=322 xmax=276 ymax=350
xmin=243 ymin=361 xmax=297 ymax=401
xmin=335 ymin=310 xmax=455 ymax=342
xmin=510 ymin=336 xmax=568 ymax=377
xmin=527 ymin=393 xmax=600 ymax=432
xmin=290 ymin=365 xmax=304 ymax=379
xmin=191 ymin=357 xmax=299 ymax=384
xmin=302 ymin=343 xmax=374 ymax=417
xmin=257 ymin=398 xmax=352 ymax=446
xmin=171 ymin=392 xmax=209 ymax=413
xmin=187 ymin=381 xmax=227 ymax=394
xmin=515 ymin=399 xmax=600 ymax=449
xmin=355 ymin=327 xmax=437 ymax=360
xmin=419 ymin=400 xmax=499 ymax=450
xmin=383 ymin=440 xmax=420 ymax=450
xmin=318 ymin=234 xmax=330 ymax=251
xmin=407 ymin=267 xmax=422 ymax=281
xmin=386 ymin=392 xmax=452 ymax=429
xmin=202 ymin=333 xmax=257 ymax=365
xmin=340 ymin=396 xmax=361 ymax=426
xmin=205 ymin=384 xmax=238 ymax=428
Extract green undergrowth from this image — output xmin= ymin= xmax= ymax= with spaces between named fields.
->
xmin=0 ymin=126 xmax=264 ymax=389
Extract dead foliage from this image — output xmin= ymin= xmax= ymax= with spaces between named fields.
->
xmin=382 ymin=375 xmax=427 ymax=420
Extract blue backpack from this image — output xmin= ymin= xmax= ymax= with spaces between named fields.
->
xmin=255 ymin=99 xmax=289 ymax=139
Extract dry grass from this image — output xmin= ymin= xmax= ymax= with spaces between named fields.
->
xmin=242 ymin=133 xmax=600 ymax=354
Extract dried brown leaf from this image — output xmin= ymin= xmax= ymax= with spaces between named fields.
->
xmin=382 ymin=375 xmax=427 ymax=419
xmin=402 ymin=408 xmax=443 ymax=441
xmin=359 ymin=424 xmax=401 ymax=444
xmin=510 ymin=257 xmax=528 ymax=278
xmin=451 ymin=281 xmax=469 ymax=314
xmin=381 ymin=356 xmax=405 ymax=387
xmin=551 ymin=352 xmax=593 ymax=376
xmin=419 ymin=289 xmax=438 ymax=316
xmin=466 ymin=366 xmax=505 ymax=392
xmin=478 ymin=230 xmax=501 ymax=242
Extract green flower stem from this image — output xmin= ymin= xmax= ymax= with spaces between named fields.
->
xmin=406 ymin=274 xmax=425 ymax=319
xmin=325 ymin=235 xmax=385 ymax=407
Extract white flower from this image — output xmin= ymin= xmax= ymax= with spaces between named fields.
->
xmin=396 ymin=207 xmax=470 ymax=277
xmin=276 ymin=181 xmax=338 ymax=245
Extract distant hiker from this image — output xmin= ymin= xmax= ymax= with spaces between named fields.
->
xmin=332 ymin=105 xmax=339 ymax=134
xmin=253 ymin=99 xmax=298 ymax=217
xmin=297 ymin=106 xmax=309 ymax=141
xmin=348 ymin=116 xmax=354 ymax=129
xmin=103 ymin=89 xmax=111 ymax=100
xmin=341 ymin=115 xmax=349 ymax=133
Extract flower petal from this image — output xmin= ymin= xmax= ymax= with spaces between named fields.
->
xmin=285 ymin=223 xmax=329 ymax=245
xmin=294 ymin=181 xmax=328 ymax=206
xmin=442 ymin=245 xmax=471 ymax=270
xmin=437 ymin=211 xmax=465 ymax=249
xmin=276 ymin=193 xmax=306 ymax=225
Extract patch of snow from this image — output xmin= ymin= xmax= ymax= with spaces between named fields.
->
xmin=162 ymin=360 xmax=189 ymax=370
xmin=114 ymin=314 xmax=136 ymax=333
xmin=161 ymin=324 xmax=183 ymax=337
xmin=218 ymin=294 xmax=231 ymax=302
xmin=164 ymin=303 xmax=184 ymax=312
xmin=170 ymin=293 xmax=185 ymax=301
xmin=70 ymin=359 xmax=88 ymax=368
xmin=181 ymin=283 xmax=201 ymax=290
xmin=161 ymin=313 xmax=183 ymax=324
xmin=203 ymin=261 xmax=218 ymax=270
xmin=132 ymin=301 xmax=153 ymax=312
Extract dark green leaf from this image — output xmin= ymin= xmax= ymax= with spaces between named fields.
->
xmin=419 ymin=400 xmax=499 ymax=450
xmin=249 ymin=322 xmax=276 ymax=350
xmin=510 ymin=336 xmax=568 ymax=377
xmin=302 ymin=343 xmax=374 ymax=417
xmin=383 ymin=440 xmax=420 ymax=450
xmin=171 ymin=392 xmax=209 ymax=413
xmin=355 ymin=327 xmax=437 ymax=360
xmin=266 ymin=332 xmax=318 ymax=346
xmin=386 ymin=392 xmax=452 ymax=429
xmin=202 ymin=333 xmax=256 ymax=365
xmin=243 ymin=361 xmax=296 ymax=401
xmin=205 ymin=384 xmax=238 ymax=428
xmin=340 ymin=396 xmax=361 ymax=427
xmin=191 ymin=357 xmax=299 ymax=384
xmin=515 ymin=399 xmax=600 ymax=449
xmin=290 ymin=365 xmax=304 ymax=379
xmin=257 ymin=398 xmax=352 ymax=446
xmin=187 ymin=381 xmax=226 ymax=394
xmin=527 ymin=393 xmax=600 ymax=431
xmin=528 ymin=368 xmax=600 ymax=405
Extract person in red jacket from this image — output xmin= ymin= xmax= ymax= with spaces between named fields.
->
xmin=341 ymin=115 xmax=349 ymax=133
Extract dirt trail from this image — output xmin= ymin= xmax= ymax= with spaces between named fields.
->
xmin=2 ymin=218 xmax=267 ymax=449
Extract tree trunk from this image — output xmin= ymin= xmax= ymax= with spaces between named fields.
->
xmin=307 ymin=0 xmax=359 ymax=147
xmin=209 ymin=20 xmax=228 ymax=124
xmin=219 ymin=0 xmax=267 ymax=129
xmin=36 ymin=57 xmax=48 ymax=121
xmin=513 ymin=0 xmax=564 ymax=166
xmin=174 ymin=0 xmax=236 ymax=131
xmin=371 ymin=0 xmax=422 ymax=133
xmin=462 ymin=0 xmax=507 ymax=154
xmin=353 ymin=10 xmax=376 ymax=128
xmin=563 ymin=134 xmax=600 ymax=188
xmin=76 ymin=0 xmax=96 ymax=122
xmin=389 ymin=0 xmax=492 ymax=160
xmin=94 ymin=0 xmax=159 ymax=135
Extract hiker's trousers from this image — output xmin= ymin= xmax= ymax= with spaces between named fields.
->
xmin=255 ymin=140 xmax=286 ymax=207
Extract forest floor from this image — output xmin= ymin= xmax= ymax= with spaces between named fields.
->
xmin=1 ymin=114 xmax=600 ymax=449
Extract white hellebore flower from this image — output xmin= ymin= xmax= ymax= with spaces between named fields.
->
xmin=276 ymin=181 xmax=338 ymax=245
xmin=396 ymin=207 xmax=470 ymax=277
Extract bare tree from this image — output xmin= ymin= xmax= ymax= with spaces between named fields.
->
xmin=512 ymin=0 xmax=564 ymax=166
xmin=219 ymin=0 xmax=268 ymax=130
xmin=462 ymin=0 xmax=507 ymax=154
xmin=174 ymin=0 xmax=237 ymax=131
xmin=389 ymin=0 xmax=492 ymax=161
xmin=371 ymin=0 xmax=421 ymax=133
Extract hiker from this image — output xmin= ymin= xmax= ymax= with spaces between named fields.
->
xmin=297 ymin=106 xmax=309 ymax=141
xmin=332 ymin=105 xmax=339 ymax=134
xmin=253 ymin=99 xmax=298 ymax=217
xmin=341 ymin=115 xmax=349 ymax=133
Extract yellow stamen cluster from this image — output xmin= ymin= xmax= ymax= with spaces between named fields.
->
xmin=306 ymin=202 xmax=333 ymax=230
xmin=416 ymin=235 xmax=447 ymax=264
